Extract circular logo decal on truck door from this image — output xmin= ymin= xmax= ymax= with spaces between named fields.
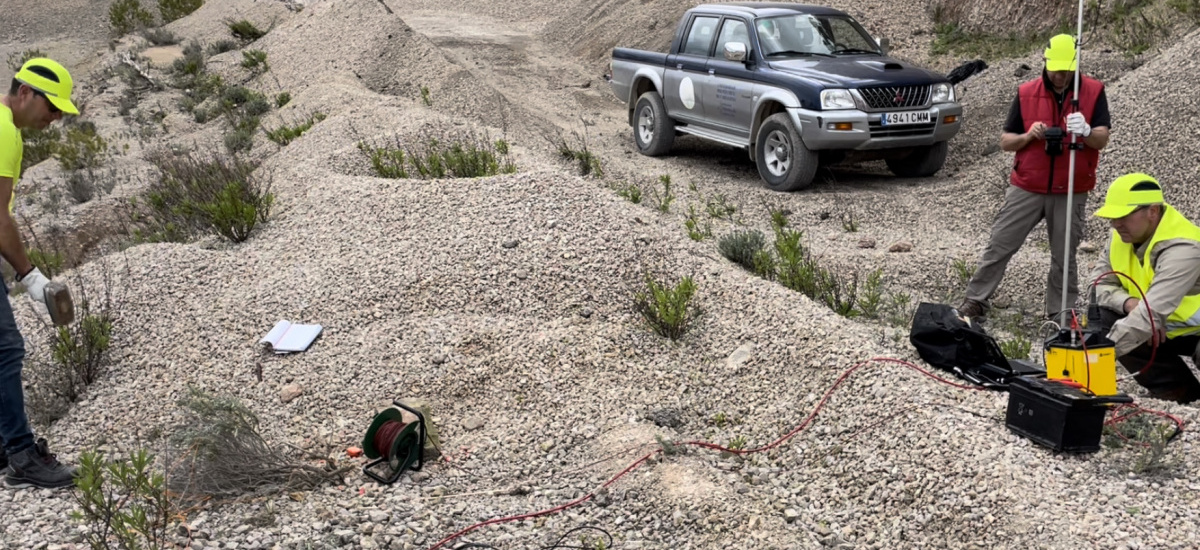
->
xmin=680 ymin=77 xmax=696 ymax=110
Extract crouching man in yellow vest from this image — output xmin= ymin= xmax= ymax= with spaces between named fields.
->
xmin=1091 ymin=173 xmax=1200 ymax=403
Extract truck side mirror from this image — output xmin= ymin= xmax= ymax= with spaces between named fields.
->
xmin=877 ymin=37 xmax=890 ymax=56
xmin=724 ymin=41 xmax=748 ymax=62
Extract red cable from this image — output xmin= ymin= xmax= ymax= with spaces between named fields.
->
xmin=425 ymin=357 xmax=983 ymax=550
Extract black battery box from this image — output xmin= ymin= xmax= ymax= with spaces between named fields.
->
xmin=1005 ymin=376 xmax=1133 ymax=452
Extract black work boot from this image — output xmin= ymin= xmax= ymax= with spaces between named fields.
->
xmin=958 ymin=299 xmax=986 ymax=320
xmin=5 ymin=438 xmax=76 ymax=489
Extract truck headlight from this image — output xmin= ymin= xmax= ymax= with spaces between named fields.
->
xmin=931 ymin=82 xmax=955 ymax=103
xmin=820 ymin=89 xmax=855 ymax=110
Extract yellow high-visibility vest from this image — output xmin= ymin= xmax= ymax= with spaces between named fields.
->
xmin=1108 ymin=204 xmax=1200 ymax=338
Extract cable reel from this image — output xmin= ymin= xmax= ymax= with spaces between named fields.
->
xmin=362 ymin=399 xmax=427 ymax=484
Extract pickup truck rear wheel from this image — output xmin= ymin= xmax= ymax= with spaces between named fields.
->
xmin=633 ymin=92 xmax=675 ymax=156
xmin=885 ymin=141 xmax=949 ymax=178
xmin=756 ymin=113 xmax=818 ymax=191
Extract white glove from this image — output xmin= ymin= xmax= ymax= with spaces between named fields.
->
xmin=19 ymin=267 xmax=51 ymax=320
xmin=1066 ymin=112 xmax=1091 ymax=137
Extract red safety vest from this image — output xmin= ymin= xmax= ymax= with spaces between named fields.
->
xmin=1009 ymin=75 xmax=1103 ymax=194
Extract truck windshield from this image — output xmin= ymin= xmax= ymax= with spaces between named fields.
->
xmin=755 ymin=14 xmax=881 ymax=57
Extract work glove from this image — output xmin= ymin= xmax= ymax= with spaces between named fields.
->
xmin=1066 ymin=112 xmax=1091 ymax=138
xmin=18 ymin=267 xmax=51 ymax=321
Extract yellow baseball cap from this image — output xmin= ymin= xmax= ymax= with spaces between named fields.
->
xmin=1094 ymin=173 xmax=1164 ymax=219
xmin=1044 ymin=34 xmax=1078 ymax=72
xmin=14 ymin=57 xmax=78 ymax=115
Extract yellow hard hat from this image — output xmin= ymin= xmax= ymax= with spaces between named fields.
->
xmin=14 ymin=57 xmax=78 ymax=115
xmin=1044 ymin=34 xmax=1078 ymax=72
xmin=1094 ymin=173 xmax=1164 ymax=219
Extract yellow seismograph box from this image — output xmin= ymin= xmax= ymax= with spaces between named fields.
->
xmin=1044 ymin=331 xmax=1118 ymax=396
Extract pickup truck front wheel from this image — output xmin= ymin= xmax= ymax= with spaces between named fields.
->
xmin=633 ymin=92 xmax=675 ymax=156
xmin=885 ymin=141 xmax=949 ymax=178
xmin=756 ymin=113 xmax=818 ymax=191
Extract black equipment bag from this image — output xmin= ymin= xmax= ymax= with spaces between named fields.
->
xmin=909 ymin=302 xmax=1040 ymax=389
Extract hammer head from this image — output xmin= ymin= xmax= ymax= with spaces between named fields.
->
xmin=43 ymin=281 xmax=75 ymax=326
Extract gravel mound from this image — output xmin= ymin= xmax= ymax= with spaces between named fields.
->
xmin=1 ymin=1 xmax=1199 ymax=549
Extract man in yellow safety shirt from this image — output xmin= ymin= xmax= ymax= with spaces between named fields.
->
xmin=1 ymin=57 xmax=79 ymax=487
xmin=1091 ymin=173 xmax=1200 ymax=403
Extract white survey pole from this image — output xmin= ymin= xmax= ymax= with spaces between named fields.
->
xmin=1060 ymin=0 xmax=1086 ymax=326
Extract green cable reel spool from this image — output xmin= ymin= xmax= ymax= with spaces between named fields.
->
xmin=362 ymin=400 xmax=426 ymax=484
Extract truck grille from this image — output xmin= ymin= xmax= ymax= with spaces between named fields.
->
xmin=869 ymin=120 xmax=936 ymax=138
xmin=858 ymin=85 xmax=931 ymax=110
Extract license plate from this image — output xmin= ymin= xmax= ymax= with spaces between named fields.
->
xmin=881 ymin=111 xmax=932 ymax=126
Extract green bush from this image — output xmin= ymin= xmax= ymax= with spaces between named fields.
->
xmin=633 ymin=273 xmax=701 ymax=340
xmin=158 ymin=0 xmax=203 ymax=22
xmin=140 ymin=27 xmax=179 ymax=45
xmin=223 ymin=115 xmax=260 ymax=153
xmin=718 ymin=230 xmax=767 ymax=272
xmin=109 ymin=0 xmax=155 ymax=36
xmin=6 ymin=49 xmax=46 ymax=72
xmin=274 ymin=91 xmax=291 ymax=108
xmin=20 ymin=127 xmax=60 ymax=171
xmin=27 ymin=248 xmax=64 ymax=279
xmin=53 ymin=313 xmax=114 ymax=388
xmin=358 ymin=130 xmax=517 ymax=179
xmin=555 ymin=132 xmax=602 ymax=177
xmin=617 ymin=183 xmax=642 ymax=204
xmin=206 ymin=39 xmax=240 ymax=56
xmin=136 ymin=150 xmax=273 ymax=243
xmin=72 ymin=449 xmax=173 ymax=550
xmin=999 ymin=336 xmax=1032 ymax=359
xmin=55 ymin=123 xmax=108 ymax=171
xmin=240 ymin=49 xmax=268 ymax=73
xmin=227 ymin=19 xmax=266 ymax=41
xmin=266 ymin=113 xmax=326 ymax=145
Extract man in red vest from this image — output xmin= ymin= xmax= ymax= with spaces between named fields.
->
xmin=959 ymin=34 xmax=1111 ymax=320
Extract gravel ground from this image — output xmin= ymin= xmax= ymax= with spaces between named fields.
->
xmin=2 ymin=0 xmax=1200 ymax=549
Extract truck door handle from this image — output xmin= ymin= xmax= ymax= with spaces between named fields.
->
xmin=676 ymin=63 xmax=683 ymax=69
xmin=708 ymin=69 xmax=715 ymax=75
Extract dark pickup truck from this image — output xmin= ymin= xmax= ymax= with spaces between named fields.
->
xmin=606 ymin=2 xmax=963 ymax=191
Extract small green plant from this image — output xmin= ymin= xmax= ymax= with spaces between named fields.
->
xmin=420 ymin=85 xmax=432 ymax=106
xmin=655 ymin=434 xmax=682 ymax=456
xmin=770 ymin=208 xmax=789 ymax=231
xmin=27 ymin=248 xmax=64 ymax=279
xmin=358 ymin=129 xmax=517 ymax=180
xmin=857 ymin=268 xmax=884 ymax=319
xmin=72 ymin=449 xmax=174 ymax=550
xmin=728 ymin=435 xmax=748 ymax=451
xmin=240 ymin=49 xmax=268 ymax=73
xmin=266 ymin=113 xmax=326 ymax=145
xmin=718 ymin=229 xmax=767 ymax=272
xmin=684 ymin=205 xmax=712 ymax=241
xmin=53 ymin=312 xmax=115 ymax=395
xmin=633 ymin=273 xmax=700 ymax=340
xmin=999 ymin=335 xmax=1032 ymax=360
xmin=227 ymin=19 xmax=266 ymax=41
xmin=931 ymin=21 xmax=1071 ymax=59
xmin=841 ymin=211 xmax=858 ymax=232
xmin=705 ymin=194 xmax=737 ymax=221
xmin=711 ymin=412 xmax=728 ymax=428
xmin=952 ymin=257 xmax=977 ymax=286
xmin=274 ymin=91 xmax=291 ymax=108
xmin=555 ymin=132 xmax=602 ymax=177
xmin=141 ymin=27 xmax=179 ymax=46
xmin=884 ymin=291 xmax=914 ymax=327
xmin=651 ymin=174 xmax=675 ymax=213
xmin=1103 ymin=411 xmax=1180 ymax=475
xmin=158 ymin=0 xmax=203 ymax=23
xmin=223 ymin=115 xmax=260 ymax=152
xmin=1170 ymin=0 xmax=1200 ymax=20
xmin=206 ymin=39 xmax=240 ymax=56
xmin=109 ymin=0 xmax=155 ymax=36
xmin=617 ymin=183 xmax=642 ymax=204
xmin=55 ymin=123 xmax=108 ymax=171
xmin=7 ymin=49 xmax=46 ymax=72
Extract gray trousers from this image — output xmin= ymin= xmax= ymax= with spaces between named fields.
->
xmin=965 ymin=185 xmax=1088 ymax=317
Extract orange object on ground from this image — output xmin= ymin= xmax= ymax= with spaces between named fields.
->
xmin=347 ymin=446 xmax=364 ymax=457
